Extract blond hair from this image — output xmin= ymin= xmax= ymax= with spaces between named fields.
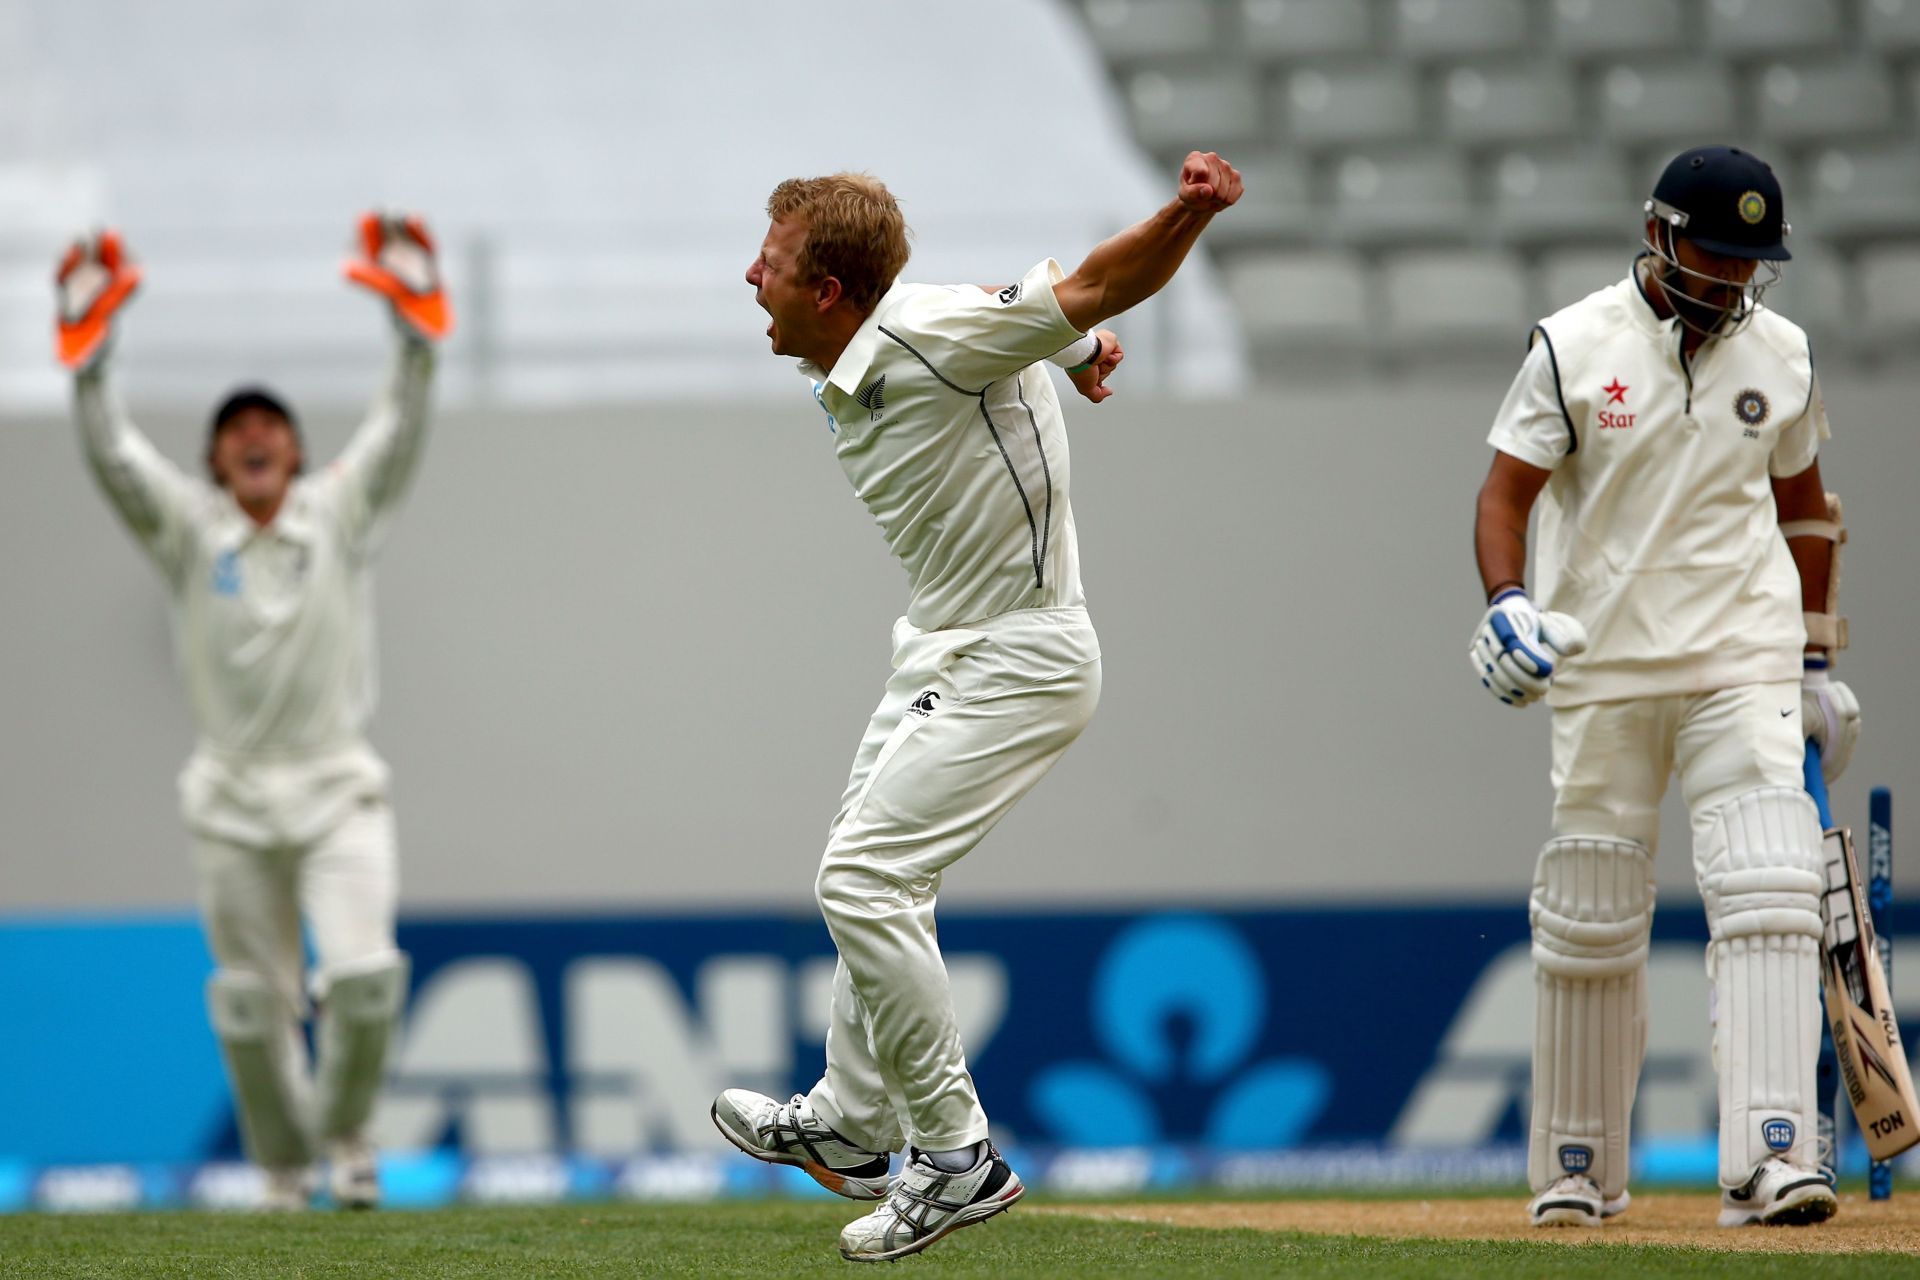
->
xmin=766 ymin=173 xmax=911 ymax=313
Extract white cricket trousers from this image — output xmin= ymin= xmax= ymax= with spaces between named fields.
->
xmin=194 ymin=798 xmax=400 ymax=1015
xmin=806 ymin=606 xmax=1100 ymax=1153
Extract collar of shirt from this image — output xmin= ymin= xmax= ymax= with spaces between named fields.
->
xmin=795 ymin=280 xmax=906 ymax=396
xmin=209 ymin=482 xmax=319 ymax=552
xmin=1624 ymin=251 xmax=1681 ymax=342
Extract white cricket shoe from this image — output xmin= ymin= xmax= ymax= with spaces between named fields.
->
xmin=328 ymin=1137 xmax=381 ymax=1210
xmin=838 ymin=1144 xmax=1024 ymax=1263
xmin=1718 ymin=1157 xmax=1838 ymax=1227
xmin=710 ymin=1089 xmax=890 ymax=1200
xmin=1528 ymin=1174 xmax=1630 ymax=1226
xmin=259 ymin=1166 xmax=312 ymax=1212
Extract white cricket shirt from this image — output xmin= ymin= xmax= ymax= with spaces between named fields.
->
xmin=1487 ymin=261 xmax=1827 ymax=707
xmin=799 ymin=259 xmax=1089 ymax=633
xmin=76 ymin=340 xmax=434 ymax=843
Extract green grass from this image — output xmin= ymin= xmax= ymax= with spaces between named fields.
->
xmin=1 ymin=1202 xmax=1916 ymax=1279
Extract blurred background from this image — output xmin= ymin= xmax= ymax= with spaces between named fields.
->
xmin=3 ymin=0 xmax=1919 ymax=1210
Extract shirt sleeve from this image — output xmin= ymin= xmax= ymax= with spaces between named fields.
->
xmin=881 ymin=259 xmax=1085 ymax=392
xmin=1486 ymin=330 xmax=1573 ymax=471
xmin=73 ymin=357 xmax=200 ymax=584
xmin=321 ymin=335 xmax=436 ymax=555
xmin=1769 ymin=369 xmax=1830 ymax=478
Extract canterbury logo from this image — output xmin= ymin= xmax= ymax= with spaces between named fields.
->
xmin=856 ymin=375 xmax=886 ymax=417
xmin=908 ymin=690 xmax=940 ymax=717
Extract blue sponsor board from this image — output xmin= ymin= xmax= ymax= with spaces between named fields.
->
xmin=3 ymin=903 xmax=1918 ymax=1211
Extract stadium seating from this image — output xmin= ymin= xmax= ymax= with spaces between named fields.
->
xmin=1238 ymin=0 xmax=1373 ymax=57
xmin=1489 ymin=150 xmax=1636 ymax=244
xmin=1222 ymin=249 xmax=1372 ymax=357
xmin=1702 ymin=0 xmax=1844 ymax=55
xmin=1441 ymin=66 xmax=1579 ymax=145
xmin=1070 ymin=0 xmax=1920 ymax=370
xmin=1855 ymin=244 xmax=1920 ymax=349
xmin=1381 ymin=250 xmax=1531 ymax=353
xmin=1284 ymin=67 xmax=1422 ymax=147
xmin=1389 ymin=0 xmax=1532 ymax=58
xmin=1546 ymin=0 xmax=1689 ymax=57
xmin=1755 ymin=60 xmax=1896 ymax=141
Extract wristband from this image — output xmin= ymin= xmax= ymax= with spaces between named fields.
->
xmin=1049 ymin=333 xmax=1099 ymax=372
xmin=1487 ymin=581 xmax=1526 ymax=604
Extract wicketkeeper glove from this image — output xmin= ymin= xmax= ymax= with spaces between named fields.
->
xmin=343 ymin=211 xmax=453 ymax=341
xmin=1469 ymin=588 xmax=1588 ymax=708
xmin=1801 ymin=657 xmax=1860 ymax=783
xmin=54 ymin=230 xmax=143 ymax=371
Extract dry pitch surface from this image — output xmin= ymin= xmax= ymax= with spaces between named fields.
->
xmin=1054 ymin=1191 xmax=1920 ymax=1254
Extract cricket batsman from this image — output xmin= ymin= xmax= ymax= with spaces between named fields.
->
xmin=53 ymin=215 xmax=452 ymax=1210
xmin=710 ymin=152 xmax=1241 ymax=1261
xmin=1470 ymin=145 xmax=1858 ymax=1227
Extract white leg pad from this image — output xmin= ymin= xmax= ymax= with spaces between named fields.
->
xmin=206 ymin=969 xmax=315 ymax=1169
xmin=1696 ymin=787 xmax=1826 ymax=1184
xmin=1529 ymin=836 xmax=1655 ymax=1200
xmin=313 ymin=951 xmax=410 ymax=1142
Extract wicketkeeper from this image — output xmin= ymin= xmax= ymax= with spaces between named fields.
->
xmin=54 ymin=214 xmax=451 ymax=1210
xmin=1471 ymin=144 xmax=1860 ymax=1228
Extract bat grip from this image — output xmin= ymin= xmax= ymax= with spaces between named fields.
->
xmin=1803 ymin=739 xmax=1834 ymax=830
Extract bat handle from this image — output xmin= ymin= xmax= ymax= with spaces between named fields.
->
xmin=1803 ymin=739 xmax=1834 ymax=830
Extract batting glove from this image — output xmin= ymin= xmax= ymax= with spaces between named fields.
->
xmin=1801 ymin=658 xmax=1860 ymax=783
xmin=1469 ymin=588 xmax=1588 ymax=708
xmin=344 ymin=211 xmax=453 ymax=341
xmin=54 ymin=230 xmax=143 ymax=371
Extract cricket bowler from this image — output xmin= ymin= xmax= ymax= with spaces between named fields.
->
xmin=1470 ymin=145 xmax=1859 ymax=1227
xmin=711 ymin=151 xmax=1241 ymax=1261
xmin=53 ymin=215 xmax=451 ymax=1210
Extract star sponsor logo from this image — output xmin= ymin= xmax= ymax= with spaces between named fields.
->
xmin=1597 ymin=377 xmax=1635 ymax=430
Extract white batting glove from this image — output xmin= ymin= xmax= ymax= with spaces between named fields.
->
xmin=1801 ymin=659 xmax=1860 ymax=783
xmin=1469 ymin=589 xmax=1588 ymax=708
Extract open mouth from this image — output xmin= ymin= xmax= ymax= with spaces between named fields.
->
xmin=242 ymin=452 xmax=272 ymax=476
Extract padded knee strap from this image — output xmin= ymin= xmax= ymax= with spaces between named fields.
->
xmin=207 ymin=970 xmax=314 ymax=1169
xmin=1698 ymin=788 xmax=1824 ymax=944
xmin=1531 ymin=836 xmax=1656 ymax=979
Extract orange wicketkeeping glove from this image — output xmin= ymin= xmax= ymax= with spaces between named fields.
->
xmin=54 ymin=230 xmax=143 ymax=370
xmin=343 ymin=211 xmax=453 ymax=341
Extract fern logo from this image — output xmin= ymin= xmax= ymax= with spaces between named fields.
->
xmin=855 ymin=375 xmax=886 ymax=421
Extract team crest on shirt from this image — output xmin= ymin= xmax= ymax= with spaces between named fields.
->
xmin=855 ymin=375 xmax=887 ymax=422
xmin=1734 ymin=388 xmax=1770 ymax=427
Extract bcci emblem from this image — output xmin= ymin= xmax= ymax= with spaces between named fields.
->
xmin=1734 ymin=388 xmax=1770 ymax=426
xmin=1559 ymin=1144 xmax=1593 ymax=1174
xmin=1763 ymin=1118 xmax=1796 ymax=1153
xmin=1738 ymin=190 xmax=1767 ymax=225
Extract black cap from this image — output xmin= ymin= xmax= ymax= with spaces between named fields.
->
xmin=1648 ymin=145 xmax=1790 ymax=261
xmin=210 ymin=386 xmax=300 ymax=436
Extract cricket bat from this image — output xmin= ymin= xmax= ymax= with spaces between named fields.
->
xmin=1807 ymin=741 xmax=1920 ymax=1162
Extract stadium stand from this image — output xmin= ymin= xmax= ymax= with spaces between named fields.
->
xmin=1070 ymin=0 xmax=1920 ymax=372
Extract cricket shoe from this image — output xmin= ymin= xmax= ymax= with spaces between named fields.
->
xmin=838 ymin=1144 xmax=1024 ymax=1263
xmin=710 ymin=1090 xmax=890 ymax=1200
xmin=259 ymin=1166 xmax=313 ymax=1212
xmin=328 ymin=1137 xmax=381 ymax=1210
xmin=1528 ymin=1175 xmax=1630 ymax=1226
xmin=1718 ymin=1157 xmax=1838 ymax=1227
